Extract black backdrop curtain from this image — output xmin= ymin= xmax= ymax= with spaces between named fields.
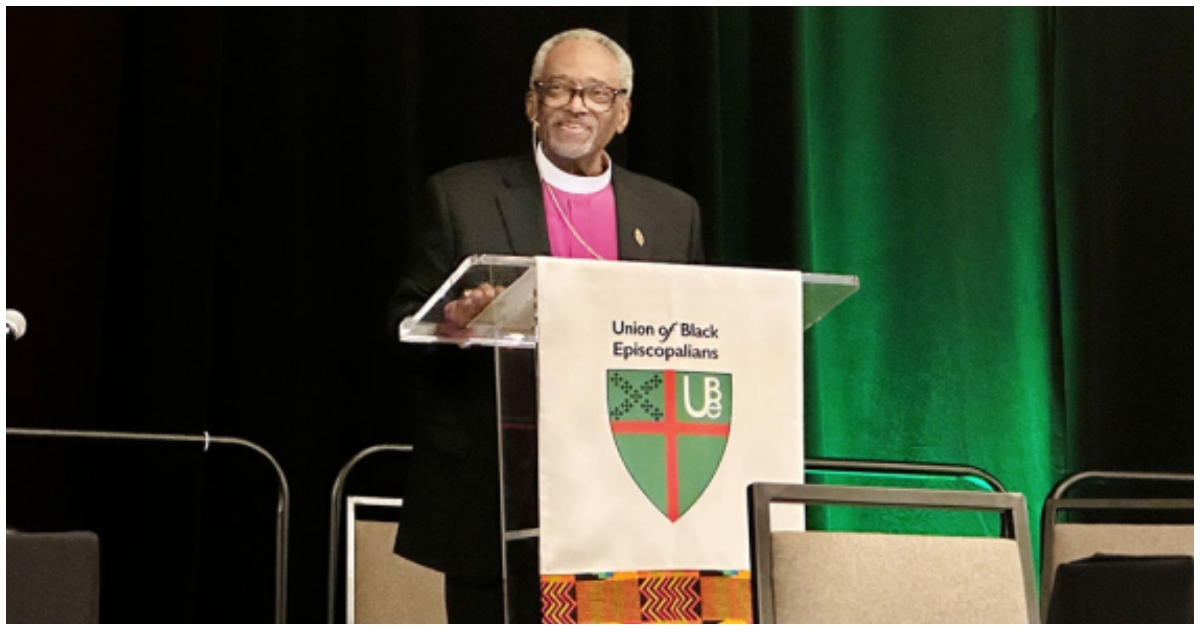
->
xmin=7 ymin=7 xmax=1191 ymax=623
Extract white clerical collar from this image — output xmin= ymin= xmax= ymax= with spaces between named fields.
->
xmin=535 ymin=143 xmax=612 ymax=194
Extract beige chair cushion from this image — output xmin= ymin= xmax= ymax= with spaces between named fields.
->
xmin=771 ymin=530 xmax=1029 ymax=624
xmin=353 ymin=520 xmax=446 ymax=624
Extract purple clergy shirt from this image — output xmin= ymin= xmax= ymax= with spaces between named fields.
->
xmin=541 ymin=183 xmax=618 ymax=260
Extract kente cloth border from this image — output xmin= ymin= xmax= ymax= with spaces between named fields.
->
xmin=541 ymin=570 xmax=751 ymax=624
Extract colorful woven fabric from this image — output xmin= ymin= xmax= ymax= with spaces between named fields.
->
xmin=541 ymin=570 xmax=751 ymax=623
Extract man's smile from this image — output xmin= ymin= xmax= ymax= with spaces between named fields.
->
xmin=553 ymin=117 xmax=595 ymax=138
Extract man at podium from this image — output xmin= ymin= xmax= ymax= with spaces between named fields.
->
xmin=388 ymin=27 xmax=704 ymax=622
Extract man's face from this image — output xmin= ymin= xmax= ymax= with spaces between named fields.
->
xmin=526 ymin=38 xmax=631 ymax=176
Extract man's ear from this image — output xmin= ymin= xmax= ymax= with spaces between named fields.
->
xmin=615 ymin=98 xmax=632 ymax=135
xmin=525 ymin=92 xmax=539 ymax=125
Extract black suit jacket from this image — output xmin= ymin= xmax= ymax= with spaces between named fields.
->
xmin=388 ymin=155 xmax=703 ymax=579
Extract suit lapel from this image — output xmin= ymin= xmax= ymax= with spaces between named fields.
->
xmin=614 ymin=165 xmax=657 ymax=261
xmin=498 ymin=158 xmax=552 ymax=256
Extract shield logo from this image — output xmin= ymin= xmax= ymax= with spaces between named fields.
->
xmin=607 ymin=369 xmax=733 ymax=522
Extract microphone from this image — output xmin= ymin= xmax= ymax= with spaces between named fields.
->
xmin=7 ymin=309 xmax=27 ymax=340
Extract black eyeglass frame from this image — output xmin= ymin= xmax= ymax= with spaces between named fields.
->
xmin=531 ymin=80 xmax=628 ymax=112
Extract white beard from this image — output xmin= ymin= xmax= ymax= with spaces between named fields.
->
xmin=544 ymin=114 xmax=597 ymax=160
xmin=546 ymin=134 xmax=594 ymax=160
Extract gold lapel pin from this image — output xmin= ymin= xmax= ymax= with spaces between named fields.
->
xmin=634 ymin=228 xmax=645 ymax=247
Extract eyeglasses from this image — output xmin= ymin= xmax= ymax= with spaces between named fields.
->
xmin=532 ymin=80 xmax=627 ymax=112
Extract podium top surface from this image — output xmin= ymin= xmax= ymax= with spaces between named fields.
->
xmin=398 ymin=255 xmax=858 ymax=348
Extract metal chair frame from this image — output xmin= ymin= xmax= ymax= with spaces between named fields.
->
xmin=6 ymin=427 xmax=290 ymax=624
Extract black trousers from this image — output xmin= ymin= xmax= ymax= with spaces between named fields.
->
xmin=444 ymin=574 xmax=505 ymax=624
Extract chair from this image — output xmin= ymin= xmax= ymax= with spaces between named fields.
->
xmin=327 ymin=444 xmax=447 ymax=624
xmin=7 ymin=530 xmax=101 ymax=624
xmin=345 ymin=496 xmax=446 ymax=624
xmin=1040 ymin=470 xmax=1193 ymax=623
xmin=748 ymin=482 xmax=1038 ymax=624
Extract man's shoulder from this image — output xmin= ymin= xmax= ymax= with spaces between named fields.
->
xmin=429 ymin=156 xmax=531 ymax=187
xmin=613 ymin=165 xmax=699 ymax=210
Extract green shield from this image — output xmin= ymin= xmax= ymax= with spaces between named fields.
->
xmin=607 ymin=369 xmax=733 ymax=522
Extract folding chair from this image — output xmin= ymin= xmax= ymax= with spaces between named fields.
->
xmin=749 ymin=482 xmax=1038 ymax=623
xmin=1040 ymin=470 xmax=1193 ymax=622
xmin=328 ymin=444 xmax=447 ymax=624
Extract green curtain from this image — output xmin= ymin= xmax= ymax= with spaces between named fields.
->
xmin=803 ymin=7 xmax=1060 ymax=536
xmin=699 ymin=6 xmax=1191 ymax=547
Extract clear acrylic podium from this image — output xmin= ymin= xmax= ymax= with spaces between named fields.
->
xmin=399 ymin=254 xmax=858 ymax=622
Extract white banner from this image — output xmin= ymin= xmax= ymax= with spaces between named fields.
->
xmin=537 ymin=257 xmax=805 ymax=575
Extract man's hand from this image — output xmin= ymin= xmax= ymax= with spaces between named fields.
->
xmin=442 ymin=282 xmax=502 ymax=329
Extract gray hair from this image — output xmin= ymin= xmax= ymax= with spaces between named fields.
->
xmin=529 ymin=28 xmax=634 ymax=97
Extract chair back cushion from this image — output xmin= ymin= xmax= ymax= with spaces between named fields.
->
xmin=771 ymin=530 xmax=1029 ymax=623
xmin=7 ymin=531 xmax=101 ymax=624
xmin=1046 ymin=523 xmax=1193 ymax=597
xmin=1051 ymin=522 xmax=1193 ymax=567
xmin=353 ymin=520 xmax=446 ymax=623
